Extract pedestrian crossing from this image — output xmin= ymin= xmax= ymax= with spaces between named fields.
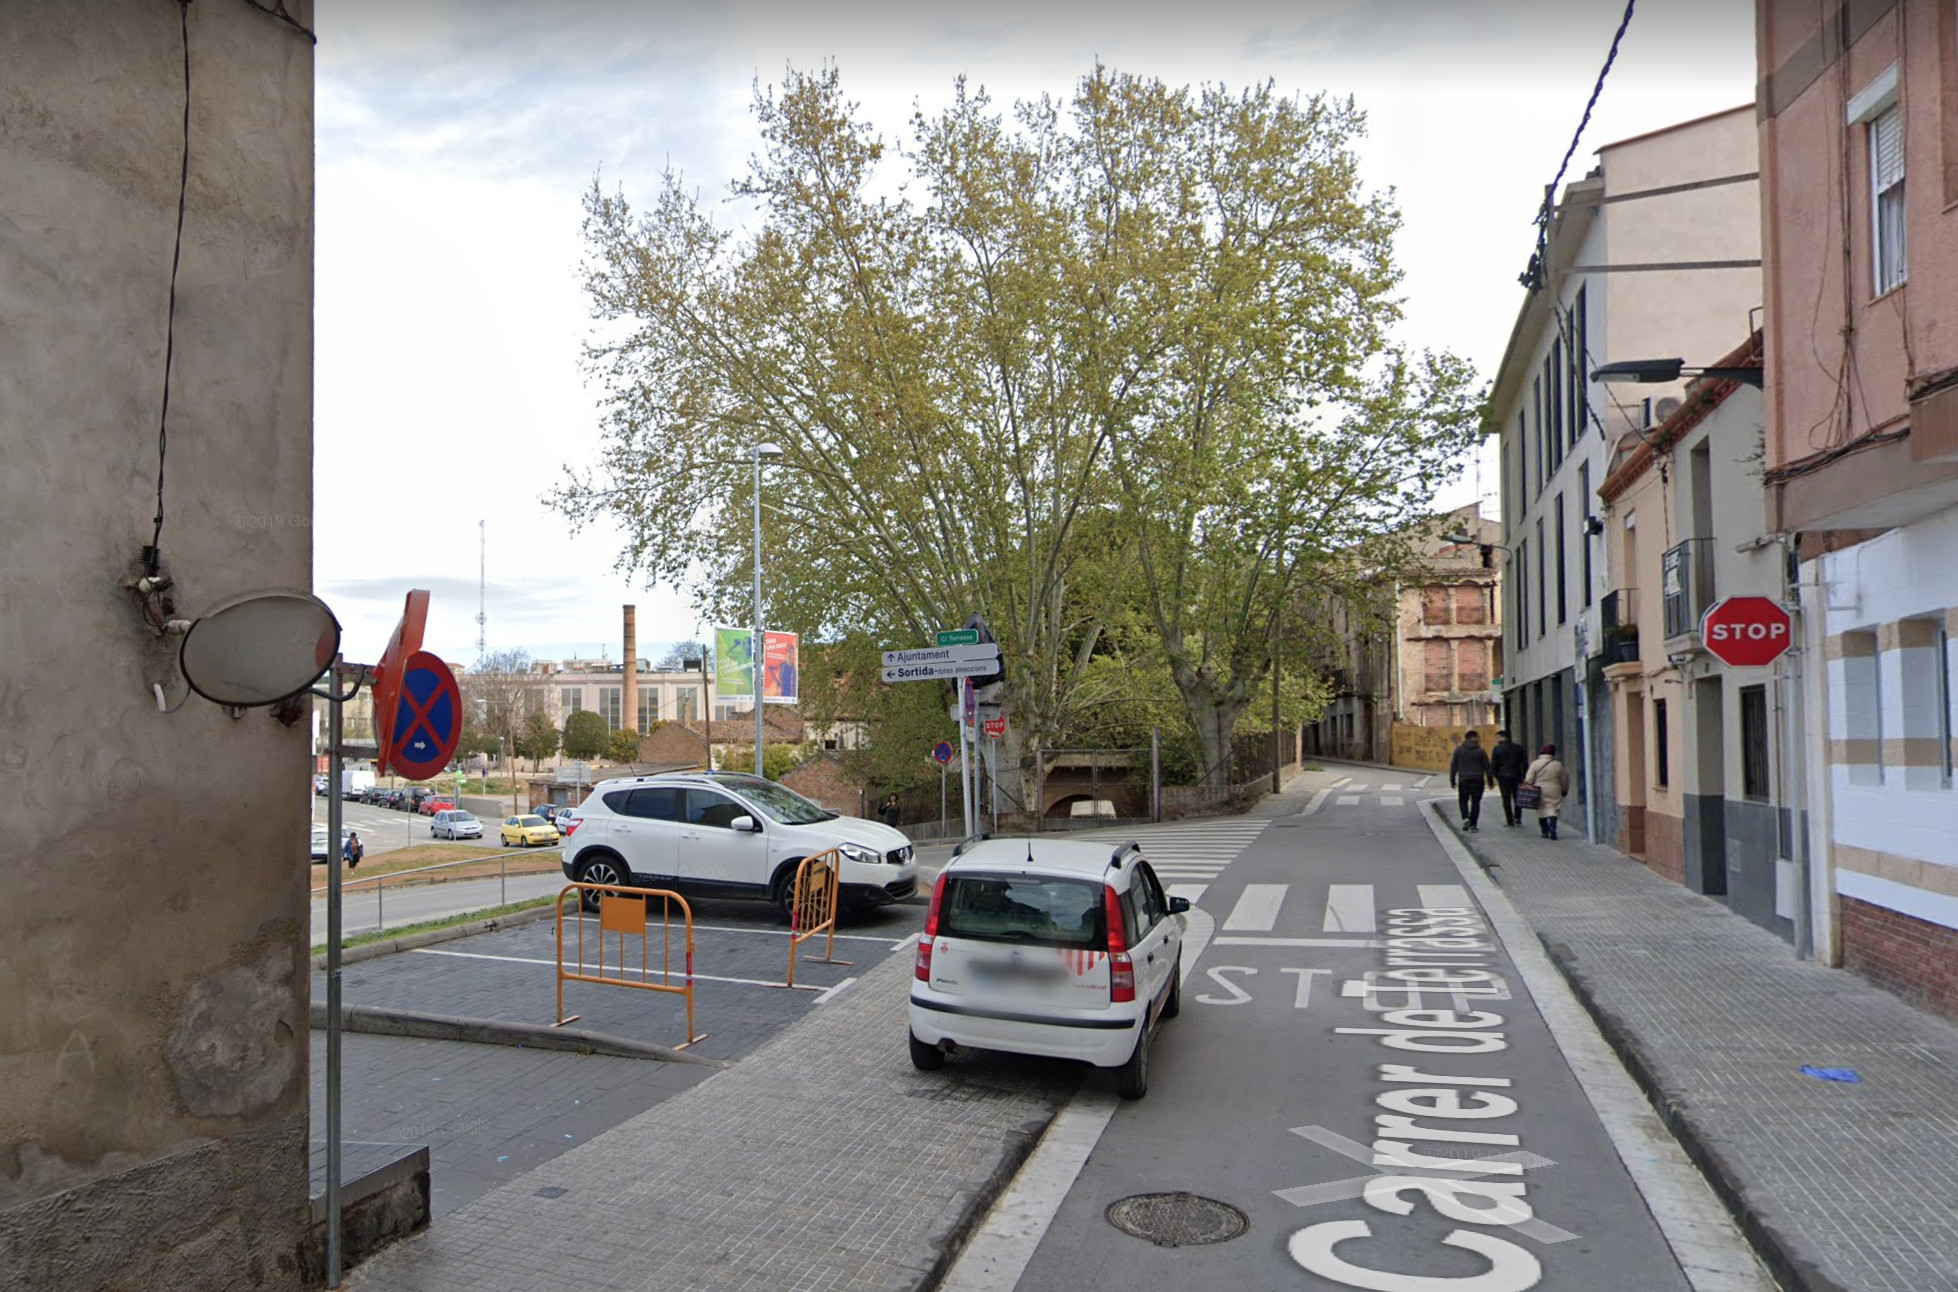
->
xmin=1215 ymin=881 xmax=1472 ymax=939
xmin=1076 ymin=818 xmax=1271 ymax=907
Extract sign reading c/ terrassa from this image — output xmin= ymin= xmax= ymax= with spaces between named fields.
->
xmin=1700 ymin=596 xmax=1793 ymax=668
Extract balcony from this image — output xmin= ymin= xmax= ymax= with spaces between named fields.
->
xmin=1662 ymin=538 xmax=1715 ymax=642
xmin=1601 ymin=587 xmax=1639 ymax=665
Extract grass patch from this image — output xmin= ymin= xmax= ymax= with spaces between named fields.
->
xmin=311 ymin=895 xmax=559 ymax=958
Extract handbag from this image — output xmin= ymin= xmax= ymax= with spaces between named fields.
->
xmin=1513 ymin=784 xmax=1542 ymax=811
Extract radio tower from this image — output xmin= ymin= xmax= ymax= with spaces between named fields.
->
xmin=476 ymin=519 xmax=487 ymax=666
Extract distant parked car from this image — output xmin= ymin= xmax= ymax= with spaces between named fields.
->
xmin=314 ymin=776 xmax=329 ymax=797
xmin=501 ymin=815 xmax=560 ymax=848
xmin=419 ymin=797 xmax=454 ymax=817
xmin=310 ymin=823 xmax=351 ymax=863
xmin=431 ymin=810 xmax=483 ymax=841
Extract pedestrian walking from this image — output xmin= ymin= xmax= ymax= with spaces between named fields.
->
xmin=1524 ymin=746 xmax=1570 ymax=840
xmin=880 ymin=793 xmax=902 ymax=829
xmin=1489 ymin=729 xmax=1530 ymax=826
xmin=1448 ymin=730 xmax=1493 ymax=832
xmin=343 ymin=830 xmax=363 ymax=870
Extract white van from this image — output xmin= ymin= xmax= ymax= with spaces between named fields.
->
xmin=561 ymin=772 xmax=915 ymax=914
xmin=908 ymin=837 xmax=1187 ymax=1098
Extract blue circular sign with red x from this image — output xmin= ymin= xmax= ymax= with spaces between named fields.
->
xmin=387 ymin=650 xmax=462 ymax=780
xmin=932 ymin=741 xmax=955 ymax=766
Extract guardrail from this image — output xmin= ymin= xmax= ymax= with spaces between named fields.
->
xmin=310 ymin=847 xmax=559 ymax=931
xmin=786 ymin=850 xmax=854 ymax=988
xmin=555 ymin=883 xmax=705 ymax=1049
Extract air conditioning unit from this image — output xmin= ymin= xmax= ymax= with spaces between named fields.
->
xmin=1655 ymin=396 xmax=1682 ymax=423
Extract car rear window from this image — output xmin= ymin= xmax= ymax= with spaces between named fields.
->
xmin=939 ymin=874 xmax=1106 ymax=949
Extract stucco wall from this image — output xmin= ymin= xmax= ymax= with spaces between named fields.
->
xmin=0 ymin=2 xmax=315 ymax=1287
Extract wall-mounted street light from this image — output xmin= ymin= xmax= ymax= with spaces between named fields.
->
xmin=1590 ymin=357 xmax=1764 ymax=389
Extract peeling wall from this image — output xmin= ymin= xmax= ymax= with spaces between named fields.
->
xmin=0 ymin=1 xmax=314 ymax=1286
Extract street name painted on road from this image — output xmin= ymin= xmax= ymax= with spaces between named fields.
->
xmin=882 ymin=659 xmax=1001 ymax=682
xmin=881 ymin=643 xmax=1001 ymax=667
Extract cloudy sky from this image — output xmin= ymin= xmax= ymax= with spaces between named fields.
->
xmin=314 ymin=0 xmax=1756 ymax=667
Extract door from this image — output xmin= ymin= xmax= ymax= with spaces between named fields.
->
xmin=1132 ymin=861 xmax=1179 ymax=1014
xmin=677 ymin=788 xmax=767 ymax=891
xmin=609 ymin=786 xmax=681 ymax=884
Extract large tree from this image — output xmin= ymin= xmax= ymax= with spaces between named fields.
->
xmin=464 ymin=649 xmax=538 ymax=771
xmin=565 ymin=65 xmax=1477 ymax=792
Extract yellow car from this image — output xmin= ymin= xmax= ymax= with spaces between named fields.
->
xmin=501 ymin=814 xmax=561 ymax=847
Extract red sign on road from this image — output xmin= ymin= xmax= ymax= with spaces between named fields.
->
xmin=1700 ymin=596 xmax=1793 ymax=668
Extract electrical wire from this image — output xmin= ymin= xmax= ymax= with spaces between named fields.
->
xmin=1522 ymin=0 xmax=1638 ymax=292
xmin=239 ymin=0 xmax=317 ymax=42
xmin=148 ymin=0 xmax=193 ymax=577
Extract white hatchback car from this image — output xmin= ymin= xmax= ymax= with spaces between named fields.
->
xmin=561 ymin=772 xmax=916 ymax=915
xmin=431 ymin=809 xmax=482 ymax=840
xmin=908 ymin=837 xmax=1187 ymax=1099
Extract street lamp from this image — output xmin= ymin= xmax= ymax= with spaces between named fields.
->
xmin=1590 ymin=357 xmax=1764 ymax=388
xmin=752 ymin=441 xmax=783 ymax=775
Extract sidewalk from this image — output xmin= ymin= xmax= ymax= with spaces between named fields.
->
xmin=347 ymin=949 xmax=1078 ymax=1291
xmin=1438 ymin=804 xmax=1958 ymax=1292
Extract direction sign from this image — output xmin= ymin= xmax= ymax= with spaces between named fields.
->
xmin=1701 ymin=596 xmax=1793 ymax=668
xmin=881 ymin=643 xmax=1001 ymax=667
xmin=386 ymin=649 xmax=462 ymax=780
xmin=882 ymin=659 xmax=1003 ymax=682
xmin=932 ymin=741 xmax=956 ymax=766
xmin=936 ymin=628 xmax=980 ymax=646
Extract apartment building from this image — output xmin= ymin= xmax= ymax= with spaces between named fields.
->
xmin=1758 ymin=0 xmax=1958 ymax=1017
xmin=1492 ymin=105 xmax=1761 ymax=842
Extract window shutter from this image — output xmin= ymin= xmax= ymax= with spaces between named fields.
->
xmin=1871 ymin=105 xmax=1904 ymax=189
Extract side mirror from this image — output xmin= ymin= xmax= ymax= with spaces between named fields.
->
xmin=730 ymin=815 xmax=760 ymax=833
xmin=1168 ymin=896 xmax=1191 ymax=915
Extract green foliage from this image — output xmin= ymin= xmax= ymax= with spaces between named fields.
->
xmin=562 ymin=710 xmax=609 ymax=761
xmin=605 ymin=728 xmax=642 ymax=763
xmin=514 ymin=711 xmax=559 ymax=767
xmin=715 ymin=742 xmax=806 ymax=781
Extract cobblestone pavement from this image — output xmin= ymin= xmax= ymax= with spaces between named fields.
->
xmin=1441 ymin=804 xmax=1958 ymax=1292
xmin=347 ymin=947 xmax=1077 ymax=1291
xmin=309 ymin=1031 xmax=711 ymax=1217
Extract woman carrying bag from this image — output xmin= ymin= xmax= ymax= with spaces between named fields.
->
xmin=1522 ymin=745 xmax=1570 ymax=840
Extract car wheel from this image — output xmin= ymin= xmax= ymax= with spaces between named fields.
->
xmin=909 ymin=1030 xmax=945 ymax=1071
xmin=1162 ymin=956 xmax=1182 ymax=1020
xmin=579 ymin=857 xmax=630 ymax=913
xmin=1114 ymin=1023 xmax=1151 ymax=1100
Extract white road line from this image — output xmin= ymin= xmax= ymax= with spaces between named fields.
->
xmin=1417 ymin=883 xmax=1471 ymax=909
xmin=1382 ymin=783 xmax=1403 ymax=791
xmin=1321 ymin=884 xmax=1376 ymax=933
xmin=889 ymin=933 xmax=921 ymax=954
xmin=1300 ymin=786 xmax=1336 ymax=815
xmin=810 ymin=977 xmax=858 ymax=1004
xmin=1419 ymin=803 xmax=1775 ymax=1292
xmin=411 ymin=947 xmax=822 ymax=991
xmin=1336 ymin=795 xmax=1361 ymax=806
xmin=1347 ymin=783 xmax=1368 ymax=791
xmin=1380 ymin=796 xmax=1405 ymax=807
xmin=1213 ymin=936 xmax=1384 ymax=948
xmin=1415 ymin=776 xmax=1433 ymax=788
xmin=1223 ymin=884 xmax=1287 ymax=932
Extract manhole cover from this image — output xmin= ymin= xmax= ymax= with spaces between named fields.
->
xmin=1105 ymin=1192 xmax=1248 ymax=1247
xmin=534 ymin=1186 xmax=568 ymax=1199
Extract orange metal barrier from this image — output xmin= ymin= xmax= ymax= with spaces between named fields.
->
xmin=555 ymin=883 xmax=705 ymax=1048
xmin=786 ymin=850 xmax=854 ymax=988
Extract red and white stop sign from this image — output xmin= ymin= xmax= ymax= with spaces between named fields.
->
xmin=1700 ymin=596 xmax=1793 ymax=667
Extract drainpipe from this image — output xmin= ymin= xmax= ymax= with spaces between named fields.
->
xmin=1576 ymin=618 xmax=1599 ymax=844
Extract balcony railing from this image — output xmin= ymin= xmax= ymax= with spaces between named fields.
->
xmin=1662 ymin=538 xmax=1716 ymax=640
xmin=1601 ymin=587 xmax=1639 ymax=665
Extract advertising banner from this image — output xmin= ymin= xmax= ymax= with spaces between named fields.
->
xmin=762 ymin=630 xmax=799 ymax=705
xmin=714 ymin=626 xmax=754 ymax=699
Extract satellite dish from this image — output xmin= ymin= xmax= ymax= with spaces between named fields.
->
xmin=179 ymin=591 xmax=340 ymax=708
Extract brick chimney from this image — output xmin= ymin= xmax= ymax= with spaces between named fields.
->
xmin=622 ymin=605 xmax=638 ymax=741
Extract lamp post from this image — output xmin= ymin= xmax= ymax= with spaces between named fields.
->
xmin=1590 ymin=357 xmax=1764 ymax=388
xmin=752 ymin=441 xmax=783 ymax=776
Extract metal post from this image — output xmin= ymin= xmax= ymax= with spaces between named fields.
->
xmin=940 ymin=762 xmax=947 ymax=836
xmin=1271 ymin=600 xmax=1283 ymax=794
xmin=988 ymin=736 xmax=998 ymax=832
xmin=752 ymin=446 xmax=765 ymax=777
xmin=375 ymin=875 xmax=383 ymax=932
xmin=325 ymin=659 xmax=345 ymax=1288
xmin=1151 ymin=728 xmax=1162 ymax=824
xmin=500 ymin=853 xmax=507 ymax=907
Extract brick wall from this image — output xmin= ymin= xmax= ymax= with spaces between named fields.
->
xmin=781 ymin=754 xmax=867 ymax=819
xmin=1840 ymin=896 xmax=1958 ymax=1024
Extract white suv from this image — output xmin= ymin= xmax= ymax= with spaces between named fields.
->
xmin=908 ymin=837 xmax=1187 ymax=1099
xmin=561 ymin=772 xmax=916 ymax=914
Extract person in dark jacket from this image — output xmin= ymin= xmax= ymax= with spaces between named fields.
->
xmin=1489 ymin=730 xmax=1530 ymax=827
xmin=1448 ymin=731 xmax=1493 ymax=832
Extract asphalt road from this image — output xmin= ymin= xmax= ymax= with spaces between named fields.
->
xmin=990 ymin=784 xmax=1693 ymax=1292
xmin=312 ymin=796 xmax=475 ymax=855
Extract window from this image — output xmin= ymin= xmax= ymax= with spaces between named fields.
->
xmin=560 ymin=687 xmax=583 ymax=715
xmin=1515 ymin=413 xmax=1527 ymax=520
xmin=683 ymin=789 xmax=748 ymax=829
xmin=1532 ymin=377 xmax=1545 ymax=495
xmin=598 ymin=686 xmax=623 ymax=731
xmin=607 ymin=786 xmax=680 ymax=820
xmin=637 ymin=687 xmax=659 ymax=734
xmin=1578 ymin=463 xmax=1593 ymax=607
xmin=1423 ymin=586 xmax=1451 ymax=625
xmin=1568 ymin=287 xmax=1588 ymax=449
xmin=1554 ymin=493 xmax=1568 ymax=625
xmin=1870 ymin=103 xmax=1907 ymax=294
xmin=938 ymin=875 xmax=1107 ymax=949
xmin=1941 ymin=627 xmax=1954 ymax=788
xmin=1548 ymin=341 xmax=1564 ymax=470
xmin=1536 ymin=518 xmax=1547 ymax=640
xmin=1454 ymin=583 xmax=1487 ymax=625
xmin=1740 ymin=686 xmax=1770 ymax=800
xmin=1654 ymin=698 xmax=1670 ymax=787
xmin=1424 ymin=638 xmax=1453 ymax=693
xmin=1516 ymin=539 xmax=1530 ymax=645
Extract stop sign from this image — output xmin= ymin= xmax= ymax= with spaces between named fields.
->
xmin=1700 ymin=596 xmax=1793 ymax=667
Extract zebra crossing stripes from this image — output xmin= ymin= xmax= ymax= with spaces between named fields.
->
xmin=1075 ymin=818 xmax=1271 ymax=908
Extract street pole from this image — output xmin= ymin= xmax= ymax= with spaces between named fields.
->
xmin=1271 ymin=604 xmax=1283 ymax=794
xmin=751 ymin=444 xmax=778 ymax=777
xmin=324 ymin=658 xmax=345 ymax=1288
xmin=1151 ymin=728 xmax=1162 ymax=824
xmin=940 ymin=761 xmax=947 ymax=836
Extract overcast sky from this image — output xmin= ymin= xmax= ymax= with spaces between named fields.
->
xmin=314 ymin=0 xmax=1756 ymax=668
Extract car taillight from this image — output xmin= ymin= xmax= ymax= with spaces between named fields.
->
xmin=917 ymin=872 xmax=948 ymax=982
xmin=1104 ymin=883 xmax=1134 ymax=1002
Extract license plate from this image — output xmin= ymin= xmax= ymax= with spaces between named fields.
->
xmin=970 ymin=959 xmax=1067 ymax=986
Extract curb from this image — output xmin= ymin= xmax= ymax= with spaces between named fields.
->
xmin=909 ymin=1112 xmax=1056 ymax=1291
xmin=307 ymin=1000 xmax=728 ymax=1068
xmin=1440 ymin=810 xmax=1848 ymax=1292
xmin=312 ymin=899 xmax=560 ymax=971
